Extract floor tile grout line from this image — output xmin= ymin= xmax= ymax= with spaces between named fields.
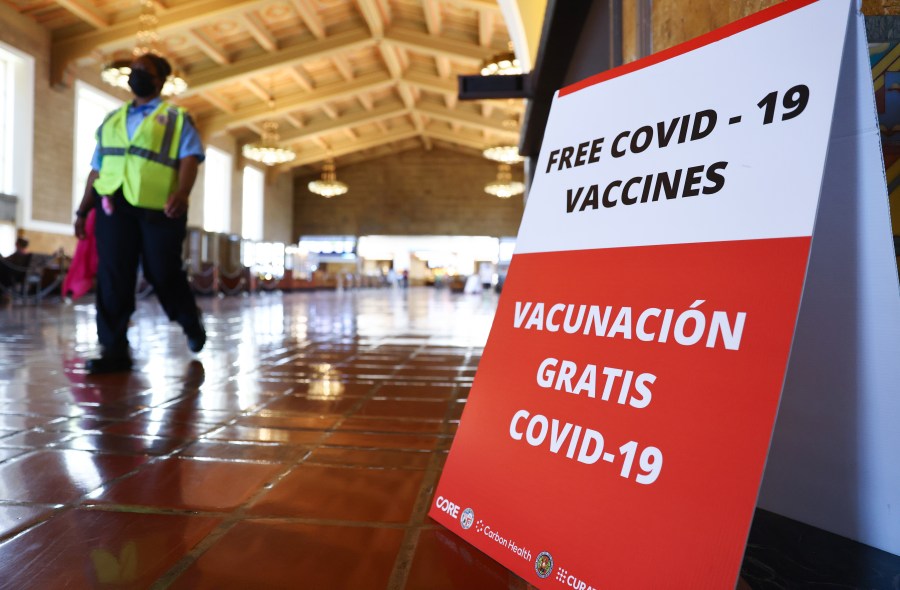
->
xmin=385 ymin=363 xmax=459 ymax=590
xmin=152 ymin=343 xmax=416 ymax=589
xmin=1 ymin=294 xmax=497 ymax=587
xmin=0 ymin=419 xmax=235 ymax=545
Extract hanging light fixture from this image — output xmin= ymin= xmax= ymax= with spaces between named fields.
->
xmin=242 ymin=120 xmax=297 ymax=166
xmin=484 ymin=163 xmax=524 ymax=198
xmin=480 ymin=42 xmax=521 ymax=77
xmin=101 ymin=0 xmax=188 ymax=97
xmin=482 ymin=144 xmax=524 ymax=164
xmin=482 ymin=103 xmax=523 ymax=164
xmin=242 ymin=78 xmax=296 ymax=167
xmin=308 ymin=159 xmax=349 ymax=198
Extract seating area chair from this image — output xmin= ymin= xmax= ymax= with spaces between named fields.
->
xmin=0 ymin=252 xmax=69 ymax=305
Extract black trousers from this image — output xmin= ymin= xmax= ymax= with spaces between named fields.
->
xmin=93 ymin=190 xmax=201 ymax=356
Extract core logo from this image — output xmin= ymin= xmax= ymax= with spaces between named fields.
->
xmin=535 ymin=551 xmax=554 ymax=579
xmin=460 ymin=508 xmax=474 ymax=530
xmin=434 ymin=495 xmax=461 ymax=519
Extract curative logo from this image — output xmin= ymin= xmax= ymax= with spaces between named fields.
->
xmin=554 ymin=563 xmax=598 ymax=590
xmin=474 ymin=518 xmax=485 ymax=533
xmin=460 ymin=508 xmax=475 ymax=530
xmin=535 ymin=551 xmax=554 ymax=579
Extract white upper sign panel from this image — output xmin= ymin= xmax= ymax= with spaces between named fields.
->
xmin=516 ymin=0 xmax=851 ymax=254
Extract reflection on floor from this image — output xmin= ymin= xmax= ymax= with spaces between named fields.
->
xmin=0 ymin=288 xmax=896 ymax=589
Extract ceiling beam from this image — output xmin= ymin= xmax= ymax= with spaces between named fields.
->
xmin=277 ymin=102 xmax=406 ymax=143
xmin=378 ymin=42 xmax=403 ymax=79
xmin=376 ymin=0 xmax=392 ymax=23
xmin=422 ymin=0 xmax=442 ymax=35
xmin=416 ymin=113 xmax=433 ymax=150
xmin=478 ymin=10 xmax=495 ymax=47
xmin=450 ymin=0 xmax=503 ymax=12
xmin=384 ymin=27 xmax=489 ymax=66
xmin=203 ymin=92 xmax=235 ymax=114
xmin=358 ymin=94 xmax=374 ymax=111
xmin=332 ymin=55 xmax=355 ymax=80
xmin=242 ymin=79 xmax=272 ymax=103
xmin=402 ymin=70 xmax=456 ymax=95
xmin=355 ymin=0 xmax=383 ymax=37
xmin=279 ymin=128 xmax=419 ymax=170
xmin=318 ymin=141 xmax=420 ymax=171
xmin=417 ymin=101 xmax=519 ymax=138
xmin=424 ymin=127 xmax=491 ymax=151
xmin=55 ymin=0 xmax=108 ymax=29
xmin=435 ymin=56 xmax=452 ymax=79
xmin=285 ymin=113 xmax=304 ymax=128
xmin=189 ymin=29 xmax=230 ymax=65
xmin=397 ymin=83 xmax=416 ymax=110
xmin=180 ymin=29 xmax=374 ymax=97
xmin=240 ymin=12 xmax=278 ymax=52
xmin=289 ymin=65 xmax=315 ymax=91
xmin=199 ymin=71 xmax=395 ymax=135
xmin=288 ymin=0 xmax=326 ymax=39
xmin=321 ymin=104 xmax=339 ymax=119
xmin=51 ymin=0 xmax=266 ymax=84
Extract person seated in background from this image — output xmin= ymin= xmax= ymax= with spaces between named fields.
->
xmin=7 ymin=238 xmax=30 ymax=265
xmin=0 ymin=237 xmax=31 ymax=290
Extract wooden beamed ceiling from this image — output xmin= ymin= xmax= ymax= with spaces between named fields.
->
xmin=5 ymin=0 xmax=524 ymax=175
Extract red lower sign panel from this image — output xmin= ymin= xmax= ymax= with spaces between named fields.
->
xmin=430 ymin=237 xmax=811 ymax=589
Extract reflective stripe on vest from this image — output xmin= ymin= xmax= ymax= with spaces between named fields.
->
xmin=93 ymin=102 xmax=186 ymax=209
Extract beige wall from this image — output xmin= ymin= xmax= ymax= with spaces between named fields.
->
xmin=649 ymin=0 xmax=895 ymax=53
xmin=1 ymin=3 xmax=291 ymax=255
xmin=293 ymin=149 xmax=525 ymax=238
xmin=650 ymin=0 xmax=778 ymax=52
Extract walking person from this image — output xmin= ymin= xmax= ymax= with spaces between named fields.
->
xmin=73 ymin=53 xmax=206 ymax=374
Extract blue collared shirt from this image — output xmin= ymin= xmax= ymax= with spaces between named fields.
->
xmin=90 ymin=97 xmax=205 ymax=170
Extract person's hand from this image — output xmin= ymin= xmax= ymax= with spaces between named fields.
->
xmin=74 ymin=217 xmax=87 ymax=240
xmin=164 ymin=191 xmax=189 ymax=218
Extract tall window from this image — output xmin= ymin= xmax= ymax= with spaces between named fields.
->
xmin=241 ymin=165 xmax=264 ymax=241
xmin=72 ymin=81 xmax=121 ymax=212
xmin=0 ymin=56 xmax=9 ymax=195
xmin=0 ymin=41 xmax=33 ymax=225
xmin=203 ymin=146 xmax=232 ymax=233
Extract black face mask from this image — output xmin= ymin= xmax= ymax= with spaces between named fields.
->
xmin=128 ymin=69 xmax=157 ymax=98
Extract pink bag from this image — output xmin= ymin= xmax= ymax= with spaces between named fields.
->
xmin=63 ymin=209 xmax=98 ymax=300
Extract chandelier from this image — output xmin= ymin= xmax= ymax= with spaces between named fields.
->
xmin=101 ymin=0 xmax=188 ymax=97
xmin=482 ymin=105 xmax=523 ymax=164
xmin=484 ymin=163 xmax=524 ymax=198
xmin=242 ymin=120 xmax=296 ymax=166
xmin=482 ymin=145 xmax=524 ymax=164
xmin=481 ymin=42 xmax=521 ymax=76
xmin=308 ymin=159 xmax=348 ymax=198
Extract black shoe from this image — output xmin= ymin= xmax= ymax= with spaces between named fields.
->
xmin=85 ymin=356 xmax=133 ymax=374
xmin=186 ymin=309 xmax=206 ymax=353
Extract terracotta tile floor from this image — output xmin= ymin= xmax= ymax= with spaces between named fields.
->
xmin=2 ymin=288 xmax=895 ymax=588
xmin=0 ymin=288 xmax=533 ymax=589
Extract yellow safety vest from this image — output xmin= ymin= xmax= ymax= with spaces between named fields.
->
xmin=93 ymin=101 xmax=186 ymax=210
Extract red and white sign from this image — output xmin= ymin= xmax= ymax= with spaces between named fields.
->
xmin=430 ymin=0 xmax=900 ymax=587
